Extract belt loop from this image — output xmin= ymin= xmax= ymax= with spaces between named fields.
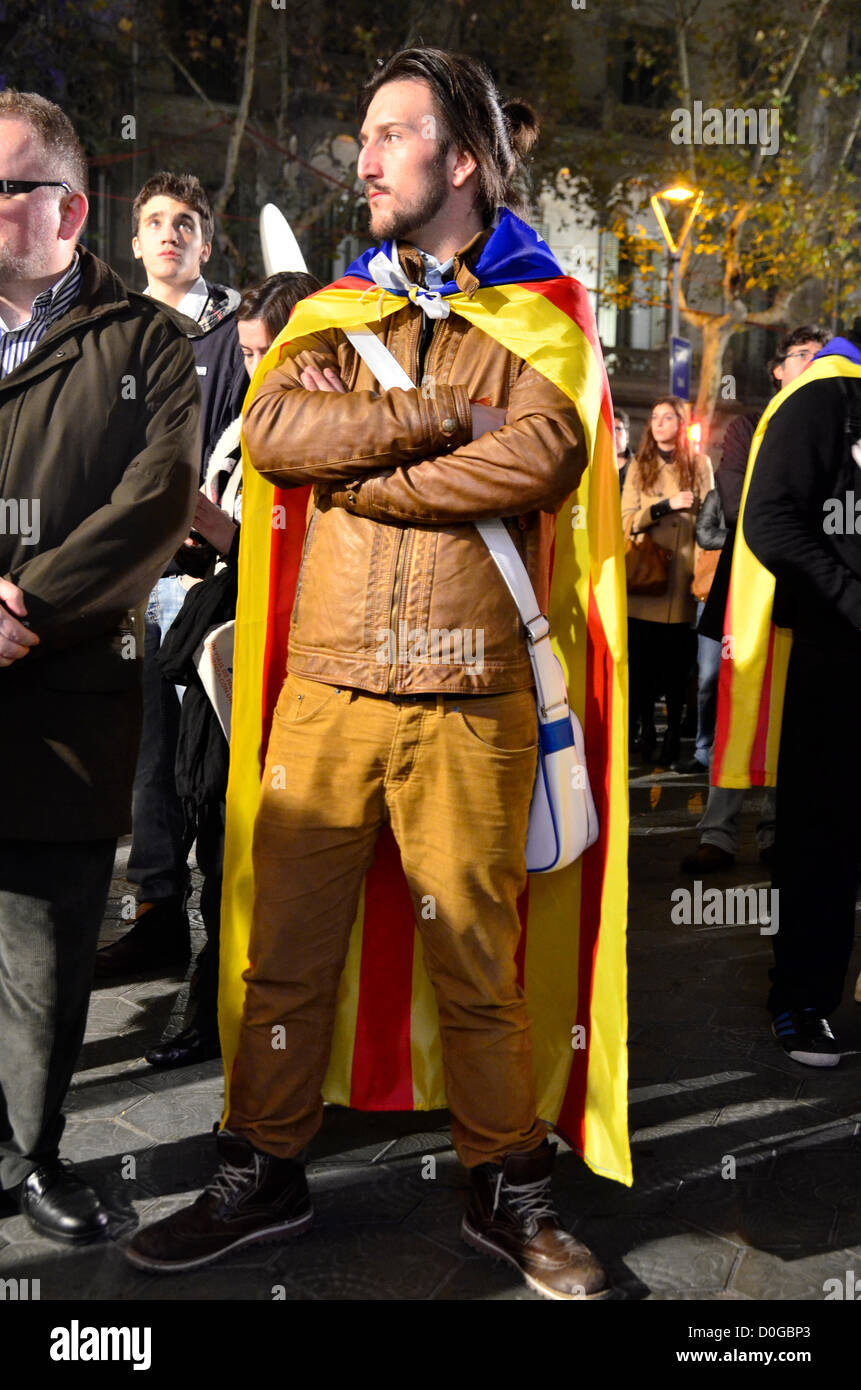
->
xmin=436 ymin=694 xmax=445 ymax=716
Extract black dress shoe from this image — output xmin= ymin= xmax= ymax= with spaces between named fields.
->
xmin=94 ymin=898 xmax=190 ymax=979
xmin=635 ymin=731 xmax=656 ymax=763
xmin=656 ymin=735 xmax=681 ymax=766
xmin=680 ymin=842 xmax=735 ymax=873
xmin=673 ymin=755 xmax=709 ymax=774
xmin=20 ymin=1160 xmax=109 ymax=1245
xmin=145 ymin=1023 xmax=221 ymax=1071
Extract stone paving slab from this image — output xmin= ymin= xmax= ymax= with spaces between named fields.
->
xmin=1 ymin=751 xmax=860 ymax=1301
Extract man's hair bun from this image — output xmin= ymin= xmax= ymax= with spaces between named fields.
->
xmin=502 ymin=100 xmax=540 ymax=158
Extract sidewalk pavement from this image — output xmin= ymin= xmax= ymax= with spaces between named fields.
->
xmin=1 ymin=750 xmax=859 ymax=1301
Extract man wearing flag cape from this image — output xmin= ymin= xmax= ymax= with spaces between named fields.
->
xmin=127 ymin=47 xmax=629 ymax=1298
xmin=712 ymin=325 xmax=861 ymax=1067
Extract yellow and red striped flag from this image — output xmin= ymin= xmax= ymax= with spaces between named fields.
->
xmin=713 ymin=350 xmax=861 ymax=789
xmin=219 ymin=213 xmax=631 ymax=1185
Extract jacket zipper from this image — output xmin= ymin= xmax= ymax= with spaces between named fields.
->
xmin=387 ymin=312 xmax=437 ymax=691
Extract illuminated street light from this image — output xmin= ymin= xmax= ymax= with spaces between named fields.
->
xmin=649 ymin=183 xmax=703 ymax=340
xmin=650 ymin=183 xmax=704 ymax=394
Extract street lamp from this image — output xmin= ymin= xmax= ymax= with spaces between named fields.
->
xmin=649 ymin=184 xmax=703 ymax=391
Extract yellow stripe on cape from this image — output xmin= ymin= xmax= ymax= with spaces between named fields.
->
xmin=220 ymin=280 xmax=631 ymax=1185
xmin=715 ymin=356 xmax=861 ymax=788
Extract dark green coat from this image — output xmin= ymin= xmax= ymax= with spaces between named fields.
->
xmin=0 ymin=247 xmax=200 ymax=840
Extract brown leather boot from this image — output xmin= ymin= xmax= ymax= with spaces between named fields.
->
xmin=461 ymin=1140 xmax=610 ymax=1300
xmin=123 ymin=1131 xmax=312 ymax=1273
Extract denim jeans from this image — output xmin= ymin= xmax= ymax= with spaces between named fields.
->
xmin=695 ymin=600 xmax=721 ymax=766
xmin=699 ymin=785 xmax=777 ymax=856
xmin=126 ymin=576 xmax=192 ymax=903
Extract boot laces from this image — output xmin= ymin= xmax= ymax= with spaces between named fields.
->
xmin=494 ymin=1172 xmax=558 ymax=1234
xmin=206 ymin=1155 xmax=260 ymax=1206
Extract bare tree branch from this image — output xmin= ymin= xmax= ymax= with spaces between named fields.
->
xmin=214 ymin=0 xmax=263 ymax=224
xmin=159 ymin=42 xmax=223 ymax=112
xmin=674 ymin=0 xmax=699 ymax=184
xmin=750 ymin=0 xmax=831 ymax=178
xmin=824 ymin=89 xmax=861 ymax=200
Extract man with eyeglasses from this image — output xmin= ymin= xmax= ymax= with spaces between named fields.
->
xmin=0 ymin=91 xmax=199 ymax=1244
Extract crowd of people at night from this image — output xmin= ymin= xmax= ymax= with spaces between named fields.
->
xmin=1 ymin=43 xmax=859 ymax=1304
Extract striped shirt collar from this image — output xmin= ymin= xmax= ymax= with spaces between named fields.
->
xmin=0 ymin=252 xmax=82 ymax=378
xmin=0 ymin=252 xmax=81 ymax=334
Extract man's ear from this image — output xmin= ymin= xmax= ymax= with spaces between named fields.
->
xmin=199 ymin=240 xmax=212 ymax=267
xmin=132 ymin=234 xmax=142 ymax=260
xmin=58 ymin=191 xmax=88 ymax=244
xmin=449 ymin=145 xmax=477 ymax=190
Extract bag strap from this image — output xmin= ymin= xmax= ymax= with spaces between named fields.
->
xmin=345 ymin=327 xmax=414 ymax=391
xmin=344 ymin=327 xmax=568 ymax=719
xmin=473 ymin=518 xmax=548 ymax=643
xmin=344 ymin=328 xmax=546 ymax=627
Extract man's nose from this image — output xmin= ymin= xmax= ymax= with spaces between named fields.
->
xmin=357 ymin=143 xmax=380 ymax=180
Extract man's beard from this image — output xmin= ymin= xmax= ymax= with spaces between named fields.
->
xmin=367 ymin=158 xmax=449 ymax=244
xmin=0 ymin=211 xmax=62 ymax=285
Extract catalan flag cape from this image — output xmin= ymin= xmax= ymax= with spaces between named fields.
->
xmin=220 ymin=209 xmax=631 ymax=1185
xmin=713 ymin=342 xmax=861 ymax=789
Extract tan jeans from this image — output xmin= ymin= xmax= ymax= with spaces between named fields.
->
xmin=226 ymin=673 xmax=547 ymax=1167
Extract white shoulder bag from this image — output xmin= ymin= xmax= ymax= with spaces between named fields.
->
xmin=344 ymin=327 xmax=599 ymax=873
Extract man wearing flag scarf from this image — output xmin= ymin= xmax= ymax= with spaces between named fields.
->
xmin=127 ymin=48 xmax=629 ymax=1298
xmin=713 ymin=326 xmax=861 ymax=1067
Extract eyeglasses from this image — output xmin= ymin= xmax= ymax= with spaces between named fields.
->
xmin=782 ymin=349 xmax=816 ymax=363
xmin=0 ymin=179 xmax=72 ymax=195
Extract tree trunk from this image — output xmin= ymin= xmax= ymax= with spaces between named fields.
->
xmin=694 ymin=315 xmax=736 ymax=425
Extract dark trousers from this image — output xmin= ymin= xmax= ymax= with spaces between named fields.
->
xmin=126 ymin=578 xmax=190 ymax=904
xmin=0 ymin=838 xmax=116 ymax=1190
xmin=769 ymin=631 xmax=861 ymax=1016
xmin=628 ymin=617 xmax=697 ymax=743
xmin=193 ymin=798 xmax=225 ymax=1035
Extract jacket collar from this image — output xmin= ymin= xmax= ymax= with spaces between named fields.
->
xmin=0 ymin=247 xmax=191 ymax=392
xmin=396 ymin=225 xmax=493 ymax=298
xmin=62 ymin=245 xmax=131 ymax=321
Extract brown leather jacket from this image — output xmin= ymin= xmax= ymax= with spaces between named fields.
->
xmin=242 ymin=234 xmax=588 ymax=695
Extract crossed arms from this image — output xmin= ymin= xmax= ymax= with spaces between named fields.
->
xmin=241 ymin=328 xmax=588 ymax=526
